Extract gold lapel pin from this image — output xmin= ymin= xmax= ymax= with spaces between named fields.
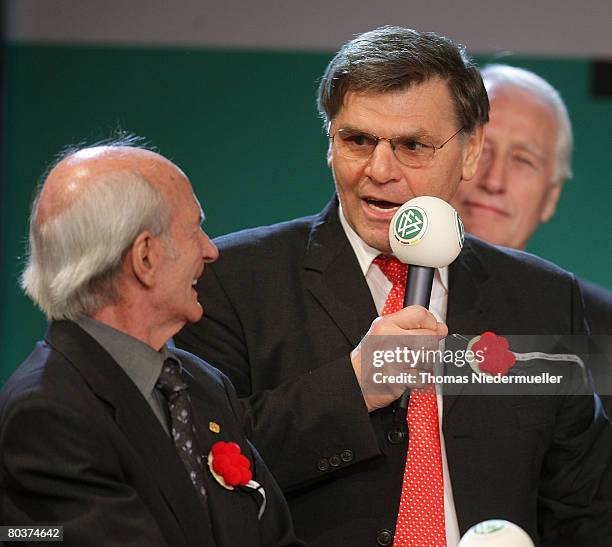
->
xmin=209 ymin=421 xmax=221 ymax=434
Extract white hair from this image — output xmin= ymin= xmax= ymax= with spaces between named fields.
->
xmin=482 ymin=64 xmax=573 ymax=183
xmin=21 ymin=170 xmax=172 ymax=320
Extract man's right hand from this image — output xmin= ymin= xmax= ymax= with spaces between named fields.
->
xmin=351 ymin=305 xmax=448 ymax=412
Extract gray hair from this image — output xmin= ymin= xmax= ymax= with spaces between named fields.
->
xmin=481 ymin=64 xmax=573 ymax=183
xmin=317 ymin=26 xmax=489 ymax=134
xmin=22 ymin=170 xmax=172 ymax=320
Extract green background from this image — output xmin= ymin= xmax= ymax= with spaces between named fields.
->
xmin=2 ymin=44 xmax=611 ymax=382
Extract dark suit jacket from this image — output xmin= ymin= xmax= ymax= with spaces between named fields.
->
xmin=0 ymin=320 xmax=304 ymax=547
xmin=580 ymin=278 xmax=612 ymax=336
xmin=579 ymin=278 xmax=612 ymax=417
xmin=176 ymin=198 xmax=612 ymax=547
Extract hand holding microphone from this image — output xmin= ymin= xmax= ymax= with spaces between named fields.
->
xmin=352 ymin=305 xmax=447 ymax=412
xmin=351 ymin=196 xmax=464 ymax=412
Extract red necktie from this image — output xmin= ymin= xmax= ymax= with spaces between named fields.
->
xmin=373 ymin=255 xmax=446 ymax=547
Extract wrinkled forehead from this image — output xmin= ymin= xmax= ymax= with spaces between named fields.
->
xmin=333 ymin=79 xmax=458 ymax=135
xmin=488 ymin=85 xmax=554 ymax=117
xmin=487 ymin=87 xmax=559 ymax=140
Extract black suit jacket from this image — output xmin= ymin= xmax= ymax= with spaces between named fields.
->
xmin=580 ymin=278 xmax=612 ymax=336
xmin=0 ymin=321 xmax=304 ymax=547
xmin=176 ymin=198 xmax=612 ymax=546
xmin=579 ymin=278 xmax=612 ymax=417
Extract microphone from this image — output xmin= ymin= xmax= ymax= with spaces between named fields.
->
xmin=388 ymin=196 xmax=464 ymax=308
xmin=458 ymin=520 xmax=535 ymax=546
xmin=386 ymin=196 xmax=464 ymax=412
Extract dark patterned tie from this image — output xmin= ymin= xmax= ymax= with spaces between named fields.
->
xmin=156 ymin=358 xmax=208 ymax=507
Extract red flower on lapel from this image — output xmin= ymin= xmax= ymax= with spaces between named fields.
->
xmin=472 ymin=332 xmax=516 ymax=376
xmin=208 ymin=441 xmax=252 ymax=490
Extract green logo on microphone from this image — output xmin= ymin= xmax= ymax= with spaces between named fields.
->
xmin=456 ymin=212 xmax=465 ymax=247
xmin=393 ymin=206 xmax=428 ymax=245
xmin=473 ymin=520 xmax=506 ymax=534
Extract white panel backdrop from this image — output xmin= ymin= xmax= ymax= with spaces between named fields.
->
xmin=7 ymin=0 xmax=612 ymax=57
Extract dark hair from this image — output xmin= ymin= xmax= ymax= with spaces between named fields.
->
xmin=317 ymin=26 xmax=489 ymax=133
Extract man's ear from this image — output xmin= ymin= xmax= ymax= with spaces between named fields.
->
xmin=461 ymin=124 xmax=485 ymax=181
xmin=540 ymin=183 xmax=563 ymax=223
xmin=130 ymin=231 xmax=157 ymax=287
xmin=326 ymin=141 xmax=333 ymax=167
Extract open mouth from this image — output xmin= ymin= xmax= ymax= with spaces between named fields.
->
xmin=364 ymin=198 xmax=403 ymax=213
xmin=192 ymin=265 xmax=205 ymax=289
xmin=191 ymin=273 xmax=202 ymax=291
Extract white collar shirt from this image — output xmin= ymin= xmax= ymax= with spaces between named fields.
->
xmin=338 ymin=203 xmax=460 ymax=547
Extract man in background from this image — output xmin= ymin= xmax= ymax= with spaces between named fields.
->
xmin=451 ymin=65 xmax=612 ymax=415
xmin=0 ymin=143 xmax=303 ymax=547
xmin=451 ymin=64 xmax=612 ymax=333
xmin=177 ymin=28 xmax=612 ymax=546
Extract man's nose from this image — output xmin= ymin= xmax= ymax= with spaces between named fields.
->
xmin=363 ymin=140 xmax=403 ymax=184
xmin=200 ymin=231 xmax=219 ymax=263
xmin=478 ymin=152 xmax=507 ymax=194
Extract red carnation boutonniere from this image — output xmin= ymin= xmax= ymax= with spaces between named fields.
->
xmin=208 ymin=441 xmax=252 ymax=488
xmin=471 ymin=332 xmax=516 ymax=376
xmin=208 ymin=441 xmax=267 ymax=519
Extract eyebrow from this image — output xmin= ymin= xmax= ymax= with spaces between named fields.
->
xmin=513 ymin=142 xmax=549 ymax=163
xmin=338 ymin=124 xmax=434 ymax=140
xmin=485 ymin=138 xmax=550 ymax=164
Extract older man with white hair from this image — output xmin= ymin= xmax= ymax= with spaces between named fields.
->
xmin=451 ymin=64 xmax=612 ymax=335
xmin=0 ymin=142 xmax=304 ymax=547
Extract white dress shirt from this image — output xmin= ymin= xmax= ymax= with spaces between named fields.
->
xmin=338 ymin=204 xmax=461 ymax=547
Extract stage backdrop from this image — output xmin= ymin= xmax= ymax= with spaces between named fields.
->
xmin=1 ymin=43 xmax=611 ymax=382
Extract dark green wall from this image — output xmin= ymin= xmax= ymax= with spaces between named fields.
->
xmin=2 ymin=44 xmax=611 ymax=382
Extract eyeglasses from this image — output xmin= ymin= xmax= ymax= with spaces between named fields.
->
xmin=328 ymin=125 xmax=465 ymax=168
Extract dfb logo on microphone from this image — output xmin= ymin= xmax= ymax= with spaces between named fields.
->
xmin=455 ymin=212 xmax=465 ymax=246
xmin=393 ymin=206 xmax=428 ymax=245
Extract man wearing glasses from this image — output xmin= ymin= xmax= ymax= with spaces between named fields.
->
xmin=177 ymin=27 xmax=612 ymax=546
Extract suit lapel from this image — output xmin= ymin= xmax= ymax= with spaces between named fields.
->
xmin=186 ymin=377 xmax=257 ymax=543
xmin=45 ymin=321 xmax=216 ymax=546
xmin=443 ymin=238 xmax=499 ymax=533
xmin=443 ymin=237 xmax=498 ymax=419
xmin=303 ymin=197 xmax=378 ymax=346
xmin=446 ymin=237 xmax=494 ymax=335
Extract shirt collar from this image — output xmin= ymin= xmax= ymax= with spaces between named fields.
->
xmin=75 ymin=315 xmax=175 ymax=401
xmin=338 ymin=202 xmax=382 ymax=276
xmin=337 ymin=202 xmax=449 ymax=292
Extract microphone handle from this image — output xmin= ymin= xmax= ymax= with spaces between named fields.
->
xmin=404 ymin=265 xmax=435 ymax=308
xmin=391 ymin=265 xmax=436 ymax=414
